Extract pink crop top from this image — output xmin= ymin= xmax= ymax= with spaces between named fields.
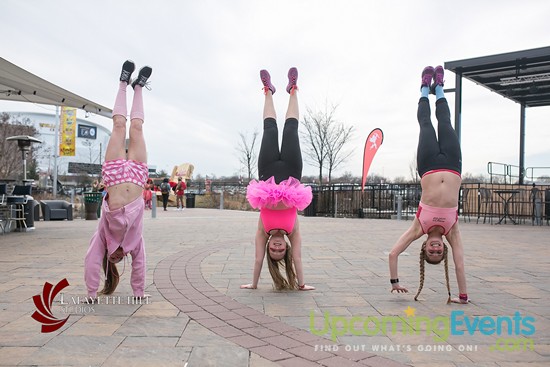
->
xmin=416 ymin=202 xmax=458 ymax=235
xmin=260 ymin=207 xmax=297 ymax=234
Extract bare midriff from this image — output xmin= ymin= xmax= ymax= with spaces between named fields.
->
xmin=420 ymin=170 xmax=462 ymax=208
xmin=105 ymin=183 xmax=144 ymax=210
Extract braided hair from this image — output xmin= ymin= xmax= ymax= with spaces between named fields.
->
xmin=414 ymin=241 xmax=451 ymax=303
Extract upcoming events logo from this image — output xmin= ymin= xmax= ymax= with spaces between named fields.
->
xmin=310 ymin=306 xmax=535 ymax=352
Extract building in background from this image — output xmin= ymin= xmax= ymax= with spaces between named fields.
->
xmin=6 ymin=111 xmax=111 ymax=187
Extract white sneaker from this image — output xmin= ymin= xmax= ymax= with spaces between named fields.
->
xmin=182 ymin=207 xmax=186 ymax=211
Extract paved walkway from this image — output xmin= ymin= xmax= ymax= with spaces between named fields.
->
xmin=0 ymin=208 xmax=549 ymax=366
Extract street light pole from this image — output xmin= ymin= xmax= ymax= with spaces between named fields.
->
xmin=53 ymin=106 xmax=59 ymax=197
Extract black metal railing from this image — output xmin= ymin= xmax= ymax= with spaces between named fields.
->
xmin=305 ymin=183 xmax=421 ymax=219
xmin=305 ymin=182 xmax=549 ymax=225
xmin=180 ymin=180 xmax=550 ymax=225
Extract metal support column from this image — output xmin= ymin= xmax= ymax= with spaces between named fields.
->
xmin=519 ymin=103 xmax=526 ymax=185
xmin=453 ymin=70 xmax=463 ymax=143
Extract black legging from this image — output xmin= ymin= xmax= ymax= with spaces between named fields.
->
xmin=258 ymin=117 xmax=303 ymax=183
xmin=161 ymin=193 xmax=169 ymax=210
xmin=416 ymin=97 xmax=462 ymax=177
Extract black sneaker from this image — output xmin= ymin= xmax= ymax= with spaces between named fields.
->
xmin=132 ymin=66 xmax=153 ymax=89
xmin=120 ymin=60 xmax=135 ymax=84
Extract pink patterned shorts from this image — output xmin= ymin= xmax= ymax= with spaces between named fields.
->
xmin=102 ymin=159 xmax=148 ymax=188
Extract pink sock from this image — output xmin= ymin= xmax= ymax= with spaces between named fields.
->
xmin=112 ymin=81 xmax=128 ymax=118
xmin=130 ymin=86 xmax=144 ymax=121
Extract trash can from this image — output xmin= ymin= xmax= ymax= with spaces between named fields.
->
xmin=24 ymin=199 xmax=38 ymax=229
xmin=83 ymin=192 xmax=102 ymax=220
xmin=186 ymin=193 xmax=195 ymax=208
xmin=304 ymin=193 xmax=318 ymax=217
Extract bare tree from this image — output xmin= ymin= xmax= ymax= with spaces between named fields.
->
xmin=325 ymin=120 xmax=354 ymax=182
xmin=301 ymin=106 xmax=330 ymax=183
xmin=366 ymin=173 xmax=387 ymax=184
xmin=462 ymin=172 xmax=487 ymax=183
xmin=301 ymin=103 xmax=354 ymax=184
xmin=333 ymin=171 xmax=361 ymax=184
xmin=80 ymin=139 xmax=102 ymax=164
xmin=236 ymin=130 xmax=259 ymax=181
xmin=0 ymin=112 xmax=38 ymax=180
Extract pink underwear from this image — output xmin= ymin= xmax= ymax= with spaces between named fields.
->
xmin=422 ymin=169 xmax=461 ymax=178
xmin=102 ymin=159 xmax=148 ymax=188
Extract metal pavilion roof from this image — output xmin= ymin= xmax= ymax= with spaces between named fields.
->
xmin=444 ymin=46 xmax=550 ymax=184
xmin=445 ymin=46 xmax=550 ymax=108
xmin=0 ymin=57 xmax=112 ymax=118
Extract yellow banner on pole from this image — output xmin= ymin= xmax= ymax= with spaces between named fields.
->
xmin=59 ymin=107 xmax=77 ymax=156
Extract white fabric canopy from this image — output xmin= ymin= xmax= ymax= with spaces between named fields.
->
xmin=0 ymin=57 xmax=112 ymax=118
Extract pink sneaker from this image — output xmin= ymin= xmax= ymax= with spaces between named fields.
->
xmin=421 ymin=66 xmax=434 ymax=89
xmin=286 ymin=67 xmax=298 ymax=94
xmin=260 ymin=70 xmax=276 ymax=95
xmin=433 ymin=65 xmax=444 ymax=87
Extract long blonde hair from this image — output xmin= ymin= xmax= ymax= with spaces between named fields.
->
xmin=99 ymin=250 xmax=120 ymax=295
xmin=265 ymin=238 xmax=298 ymax=290
xmin=414 ymin=241 xmax=451 ymax=303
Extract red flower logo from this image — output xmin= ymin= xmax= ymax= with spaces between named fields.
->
xmin=31 ymin=278 xmax=70 ymax=333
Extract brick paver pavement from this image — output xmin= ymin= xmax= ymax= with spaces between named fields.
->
xmin=0 ymin=207 xmax=548 ymax=366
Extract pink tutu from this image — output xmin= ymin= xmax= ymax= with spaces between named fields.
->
xmin=246 ymin=176 xmax=312 ymax=210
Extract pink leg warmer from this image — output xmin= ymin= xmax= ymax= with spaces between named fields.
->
xmin=130 ymin=86 xmax=144 ymax=121
xmin=112 ymin=81 xmax=128 ymax=118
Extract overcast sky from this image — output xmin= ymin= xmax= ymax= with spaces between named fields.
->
xmin=1 ymin=0 xmax=549 ymax=181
